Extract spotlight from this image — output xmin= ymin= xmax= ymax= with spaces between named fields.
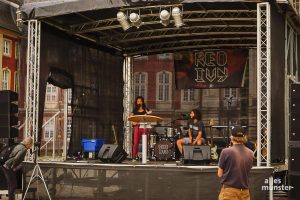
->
xmin=160 ymin=9 xmax=170 ymax=26
xmin=117 ymin=11 xmax=131 ymax=31
xmin=172 ymin=7 xmax=184 ymax=28
xmin=129 ymin=12 xmax=143 ymax=28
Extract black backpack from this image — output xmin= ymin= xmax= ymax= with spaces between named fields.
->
xmin=0 ymin=145 xmax=15 ymax=165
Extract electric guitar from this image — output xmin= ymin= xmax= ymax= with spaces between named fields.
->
xmin=208 ymin=119 xmax=218 ymax=160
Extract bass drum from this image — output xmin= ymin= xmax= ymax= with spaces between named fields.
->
xmin=154 ymin=139 xmax=174 ymax=161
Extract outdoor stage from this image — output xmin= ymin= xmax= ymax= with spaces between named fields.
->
xmin=22 ymin=161 xmax=274 ymax=200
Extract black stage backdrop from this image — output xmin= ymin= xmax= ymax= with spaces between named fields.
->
xmin=21 ymin=23 xmax=124 ymax=156
xmin=174 ymin=49 xmax=248 ymax=89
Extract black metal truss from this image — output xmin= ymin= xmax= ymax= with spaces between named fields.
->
xmin=41 ymin=2 xmax=262 ymax=55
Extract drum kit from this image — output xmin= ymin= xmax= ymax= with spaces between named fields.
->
xmin=128 ymin=115 xmax=187 ymax=162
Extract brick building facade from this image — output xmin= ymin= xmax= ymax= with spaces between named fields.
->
xmin=133 ymin=51 xmax=257 ymax=140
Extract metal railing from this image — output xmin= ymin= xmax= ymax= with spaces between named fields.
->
xmin=41 ymin=111 xmax=61 ymax=160
xmin=21 ymin=111 xmax=63 ymax=161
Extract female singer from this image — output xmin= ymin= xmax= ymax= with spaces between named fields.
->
xmin=130 ymin=96 xmax=152 ymax=160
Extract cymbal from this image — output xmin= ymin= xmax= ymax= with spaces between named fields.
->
xmin=128 ymin=115 xmax=163 ymax=123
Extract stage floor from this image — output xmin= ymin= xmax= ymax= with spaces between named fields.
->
xmin=21 ymin=160 xmax=274 ymax=200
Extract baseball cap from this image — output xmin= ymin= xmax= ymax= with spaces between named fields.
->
xmin=231 ymin=126 xmax=245 ymax=137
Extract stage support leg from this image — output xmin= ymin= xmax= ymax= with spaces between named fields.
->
xmin=123 ymin=57 xmax=133 ymax=158
xmin=257 ymin=2 xmax=271 ymax=167
xmin=25 ymin=19 xmax=41 ymax=145
xmin=142 ymin=134 xmax=147 ymax=164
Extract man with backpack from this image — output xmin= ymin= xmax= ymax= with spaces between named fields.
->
xmin=1 ymin=137 xmax=33 ymax=200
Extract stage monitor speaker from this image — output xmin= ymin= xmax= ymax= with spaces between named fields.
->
xmin=291 ymin=84 xmax=300 ymax=99
xmin=288 ymin=174 xmax=300 ymax=200
xmin=289 ymin=144 xmax=300 ymax=173
xmin=183 ymin=145 xmax=210 ymax=164
xmin=98 ymin=144 xmax=127 ymax=163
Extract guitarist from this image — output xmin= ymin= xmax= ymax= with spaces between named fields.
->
xmin=176 ymin=109 xmax=206 ymax=157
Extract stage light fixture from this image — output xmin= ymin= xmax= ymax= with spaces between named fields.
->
xmin=160 ymin=9 xmax=170 ymax=26
xmin=117 ymin=11 xmax=131 ymax=31
xmin=129 ymin=12 xmax=143 ymax=28
xmin=172 ymin=7 xmax=184 ymax=28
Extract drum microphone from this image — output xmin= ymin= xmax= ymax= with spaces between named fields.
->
xmin=180 ymin=113 xmax=189 ymax=120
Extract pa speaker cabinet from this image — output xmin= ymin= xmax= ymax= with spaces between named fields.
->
xmin=290 ymin=107 xmax=300 ymax=141
xmin=289 ymin=142 xmax=300 ymax=173
xmin=98 ymin=144 xmax=127 ymax=163
xmin=288 ymin=174 xmax=300 ymax=200
xmin=291 ymin=98 xmax=300 ymax=113
xmin=183 ymin=145 xmax=210 ymax=164
xmin=291 ymin=84 xmax=300 ymax=99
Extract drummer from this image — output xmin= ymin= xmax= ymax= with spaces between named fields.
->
xmin=176 ymin=109 xmax=207 ymax=156
xmin=130 ymin=96 xmax=152 ymax=160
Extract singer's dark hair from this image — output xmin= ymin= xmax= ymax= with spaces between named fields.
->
xmin=134 ymin=96 xmax=147 ymax=111
xmin=192 ymin=109 xmax=202 ymax=120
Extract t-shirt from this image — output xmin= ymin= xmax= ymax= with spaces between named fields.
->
xmin=187 ymin=120 xmax=206 ymax=140
xmin=132 ymin=107 xmax=147 ymax=115
xmin=131 ymin=107 xmax=151 ymax=128
xmin=218 ymin=144 xmax=254 ymax=189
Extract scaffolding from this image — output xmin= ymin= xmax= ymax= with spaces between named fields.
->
xmin=123 ymin=57 xmax=134 ymax=157
xmin=25 ymin=20 xmax=41 ymax=147
xmin=257 ymin=2 xmax=271 ymax=167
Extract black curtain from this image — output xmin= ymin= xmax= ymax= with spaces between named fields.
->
xmin=37 ymin=23 xmax=124 ymax=156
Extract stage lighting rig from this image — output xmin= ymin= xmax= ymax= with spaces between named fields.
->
xmin=172 ymin=6 xmax=184 ymax=28
xmin=117 ymin=11 xmax=131 ymax=31
xmin=160 ymin=9 xmax=171 ymax=26
xmin=129 ymin=12 xmax=143 ymax=28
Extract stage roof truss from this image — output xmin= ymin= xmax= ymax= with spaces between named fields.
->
xmin=30 ymin=2 xmax=260 ymax=56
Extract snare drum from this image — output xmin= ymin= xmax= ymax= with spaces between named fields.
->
xmin=154 ymin=140 xmax=174 ymax=160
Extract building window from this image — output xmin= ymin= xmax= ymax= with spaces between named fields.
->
xmin=14 ymin=71 xmax=18 ymax=92
xmin=88 ymin=121 xmax=96 ymax=136
xmin=224 ymin=88 xmax=238 ymax=106
xmin=67 ymin=118 xmax=72 ymax=138
xmin=46 ymin=84 xmax=58 ymax=102
xmin=3 ymin=39 xmax=12 ymax=57
xmin=45 ymin=119 xmax=55 ymax=139
xmin=182 ymin=89 xmax=195 ymax=102
xmin=134 ymin=72 xmax=147 ymax=99
xmin=2 ymin=69 xmax=10 ymax=90
xmin=224 ymin=88 xmax=237 ymax=98
xmin=67 ymin=89 xmax=72 ymax=103
xmin=157 ymin=71 xmax=171 ymax=101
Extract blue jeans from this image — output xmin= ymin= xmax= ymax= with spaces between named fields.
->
xmin=1 ymin=166 xmax=17 ymax=200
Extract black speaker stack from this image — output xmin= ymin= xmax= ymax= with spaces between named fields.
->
xmin=289 ymin=84 xmax=300 ymax=200
xmin=98 ymin=144 xmax=127 ymax=163
xmin=0 ymin=90 xmax=19 ymax=139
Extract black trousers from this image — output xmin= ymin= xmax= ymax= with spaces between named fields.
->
xmin=1 ymin=166 xmax=17 ymax=200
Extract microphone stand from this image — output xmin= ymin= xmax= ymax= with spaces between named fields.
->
xmin=225 ymin=96 xmax=233 ymax=147
xmin=23 ymin=144 xmax=52 ymax=200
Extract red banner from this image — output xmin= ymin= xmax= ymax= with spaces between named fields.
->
xmin=174 ymin=49 xmax=248 ymax=89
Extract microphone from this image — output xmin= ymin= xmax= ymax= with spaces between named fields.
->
xmin=180 ymin=113 xmax=189 ymax=120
